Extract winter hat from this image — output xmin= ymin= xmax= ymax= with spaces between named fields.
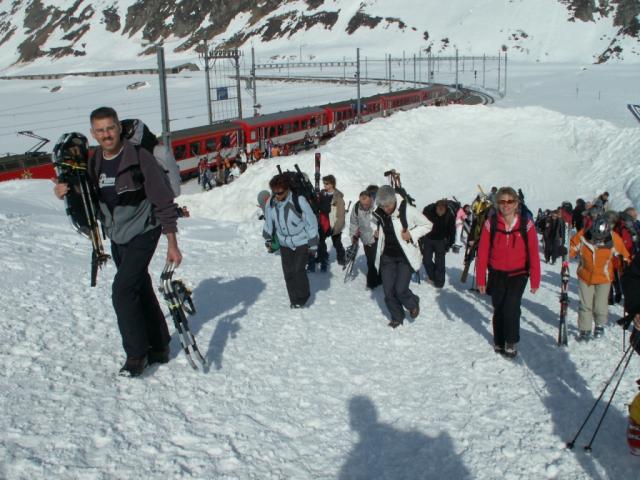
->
xmin=590 ymin=215 xmax=611 ymax=241
xmin=376 ymin=185 xmax=397 ymax=207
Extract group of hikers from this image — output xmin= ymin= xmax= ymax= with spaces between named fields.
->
xmin=262 ymin=173 xmax=640 ymax=362
xmin=49 ymin=105 xmax=640 ymax=386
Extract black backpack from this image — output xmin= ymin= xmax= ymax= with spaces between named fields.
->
xmin=273 ymin=164 xmax=319 ymax=216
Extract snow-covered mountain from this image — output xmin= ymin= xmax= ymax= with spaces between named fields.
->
xmin=1 ymin=0 xmax=640 ymax=74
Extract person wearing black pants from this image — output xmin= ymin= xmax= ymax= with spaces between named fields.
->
xmin=421 ymin=200 xmax=455 ymax=288
xmin=372 ymin=186 xmax=431 ymax=328
xmin=349 ymin=191 xmax=381 ymax=289
xmin=111 ymin=227 xmax=170 ymax=360
xmin=263 ymin=174 xmax=319 ymax=308
xmin=475 ymin=187 xmax=540 ymax=358
xmin=487 ymin=271 xmax=528 ymax=348
xmin=280 ymin=245 xmax=311 ymax=307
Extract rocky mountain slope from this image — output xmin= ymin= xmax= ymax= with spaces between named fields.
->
xmin=0 ymin=0 xmax=639 ymax=72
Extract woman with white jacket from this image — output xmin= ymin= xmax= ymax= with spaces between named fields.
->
xmin=373 ymin=186 xmax=432 ymax=328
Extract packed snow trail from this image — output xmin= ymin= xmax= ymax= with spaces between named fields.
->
xmin=1 ymin=105 xmax=639 ymax=479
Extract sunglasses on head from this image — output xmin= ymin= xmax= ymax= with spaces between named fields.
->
xmin=498 ymin=199 xmax=517 ymax=205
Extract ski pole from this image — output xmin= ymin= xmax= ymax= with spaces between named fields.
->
xmin=566 ymin=344 xmax=634 ymax=449
xmin=583 ymin=345 xmax=635 ymax=452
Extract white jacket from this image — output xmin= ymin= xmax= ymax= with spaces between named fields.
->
xmin=374 ymin=194 xmax=432 ymax=271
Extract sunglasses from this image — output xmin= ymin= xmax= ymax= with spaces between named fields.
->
xmin=498 ymin=199 xmax=517 ymax=205
xmin=273 ymin=190 xmax=287 ymax=196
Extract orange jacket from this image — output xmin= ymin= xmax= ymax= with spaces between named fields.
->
xmin=569 ymin=229 xmax=630 ymax=285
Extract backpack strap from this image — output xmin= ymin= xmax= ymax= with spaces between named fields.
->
xmin=398 ymin=199 xmax=408 ymax=230
xmin=354 ymin=201 xmax=360 ymax=216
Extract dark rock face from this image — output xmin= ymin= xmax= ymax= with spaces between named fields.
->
xmin=2 ymin=0 xmax=640 ymax=66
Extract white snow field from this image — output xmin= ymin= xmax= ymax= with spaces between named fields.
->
xmin=1 ymin=99 xmax=639 ymax=479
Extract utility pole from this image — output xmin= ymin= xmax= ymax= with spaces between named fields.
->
xmin=251 ymin=46 xmax=258 ymax=116
xmin=356 ymin=48 xmax=361 ymax=122
xmin=234 ymin=50 xmax=242 ymax=119
xmin=504 ymin=51 xmax=508 ymax=97
xmin=482 ymin=54 xmax=486 ymax=88
xmin=388 ymin=54 xmax=392 ymax=92
xmin=402 ymin=50 xmax=406 ymax=84
xmin=203 ymin=40 xmax=213 ymax=124
xmin=413 ymin=53 xmax=416 ymax=86
xmin=156 ymin=46 xmax=171 ymax=157
xmin=455 ymin=49 xmax=459 ymax=87
xmin=498 ymin=50 xmax=501 ymax=94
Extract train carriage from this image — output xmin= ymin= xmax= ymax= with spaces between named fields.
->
xmin=170 ymin=121 xmax=242 ymax=178
xmin=234 ymin=107 xmax=328 ymax=154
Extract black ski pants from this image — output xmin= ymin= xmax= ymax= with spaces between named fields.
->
xmin=318 ymin=230 xmax=346 ymax=265
xmin=110 ymin=227 xmax=170 ymax=359
xmin=280 ymin=245 xmax=311 ymax=306
xmin=364 ymin=242 xmax=381 ymax=289
xmin=421 ymin=237 xmax=447 ymax=288
xmin=380 ymin=254 xmax=419 ymax=322
xmin=487 ymin=270 xmax=528 ymax=347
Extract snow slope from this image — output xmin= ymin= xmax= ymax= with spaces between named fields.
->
xmin=1 ymin=103 xmax=639 ymax=479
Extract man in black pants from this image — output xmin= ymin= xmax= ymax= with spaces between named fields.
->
xmin=55 ymin=106 xmax=181 ymax=377
xmin=349 ymin=190 xmax=381 ymax=289
xmin=420 ymin=199 xmax=456 ymax=288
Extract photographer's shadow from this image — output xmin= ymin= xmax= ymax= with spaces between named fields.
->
xmin=339 ymin=396 xmax=471 ymax=480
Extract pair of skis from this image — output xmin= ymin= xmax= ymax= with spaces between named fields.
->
xmin=343 ymin=242 xmax=359 ymax=283
xmin=160 ymin=263 xmax=207 ymax=370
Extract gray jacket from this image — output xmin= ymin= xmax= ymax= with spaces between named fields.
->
xmin=349 ymin=201 xmax=377 ymax=246
xmin=89 ymin=140 xmax=178 ymax=244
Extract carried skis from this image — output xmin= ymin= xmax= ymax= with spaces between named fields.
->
xmin=159 ymin=263 xmax=207 ymax=370
xmin=461 ymin=192 xmax=492 ymax=283
xmin=314 ymin=152 xmax=321 ymax=194
xmin=52 ymin=132 xmax=110 ymax=287
xmin=558 ymin=260 xmax=570 ymax=346
xmin=343 ymin=242 xmax=359 ymax=283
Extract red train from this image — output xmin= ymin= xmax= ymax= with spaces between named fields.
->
xmin=0 ymin=85 xmax=450 ymax=182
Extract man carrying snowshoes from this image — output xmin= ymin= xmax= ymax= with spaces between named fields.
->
xmin=349 ymin=189 xmax=381 ymax=289
xmin=54 ymin=107 xmax=182 ymax=377
xmin=570 ymin=214 xmax=630 ymax=341
xmin=420 ymin=199 xmax=456 ymax=288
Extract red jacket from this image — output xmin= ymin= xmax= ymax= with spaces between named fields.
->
xmin=476 ymin=213 xmax=541 ymax=289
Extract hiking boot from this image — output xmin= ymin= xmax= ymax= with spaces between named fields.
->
xmin=337 ymin=258 xmax=346 ymax=267
xmin=503 ymin=343 xmax=517 ymax=359
xmin=320 ymin=261 xmax=328 ymax=272
xmin=307 ymin=261 xmax=316 ymax=273
xmin=290 ymin=303 xmax=304 ymax=309
xmin=577 ymin=330 xmax=591 ymax=342
xmin=494 ymin=344 xmax=505 ymax=354
xmin=388 ymin=319 xmax=404 ymax=328
xmin=593 ymin=326 xmax=604 ymax=338
xmin=148 ymin=345 xmax=170 ymax=365
xmin=119 ymin=355 xmax=148 ymax=378
xmin=409 ymin=305 xmax=420 ymax=319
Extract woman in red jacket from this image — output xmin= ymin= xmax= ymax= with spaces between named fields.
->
xmin=476 ymin=187 xmax=541 ymax=358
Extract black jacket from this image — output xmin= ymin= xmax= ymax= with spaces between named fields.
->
xmin=422 ymin=204 xmax=456 ymax=247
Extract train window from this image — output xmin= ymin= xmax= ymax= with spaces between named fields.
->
xmin=174 ymin=145 xmax=186 ymax=160
xmin=283 ymin=123 xmax=290 ymax=134
xmin=205 ymin=138 xmax=217 ymax=152
xmin=269 ymin=126 xmax=276 ymax=138
xmin=301 ymin=119 xmax=307 ymax=129
xmin=2 ymin=161 xmax=20 ymax=171
xmin=190 ymin=142 xmax=200 ymax=156
xmin=293 ymin=121 xmax=299 ymax=131
xmin=277 ymin=124 xmax=283 ymax=136
xmin=23 ymin=157 xmax=38 ymax=168
xmin=220 ymin=135 xmax=231 ymax=148
xmin=310 ymin=117 xmax=317 ymax=127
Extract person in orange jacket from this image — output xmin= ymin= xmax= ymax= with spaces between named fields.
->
xmin=570 ymin=215 xmax=630 ymax=340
